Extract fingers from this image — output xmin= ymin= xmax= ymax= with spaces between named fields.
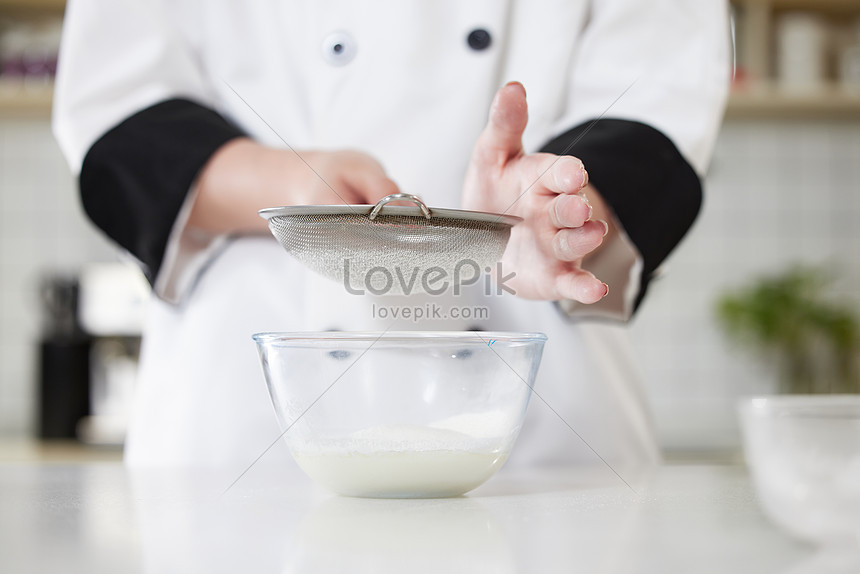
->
xmin=555 ymin=268 xmax=609 ymax=304
xmin=548 ymin=193 xmax=593 ymax=228
xmin=474 ymin=81 xmax=528 ymax=165
xmin=354 ymin=173 xmax=400 ymax=204
xmin=334 ymin=151 xmax=401 ymax=204
xmin=531 ymin=154 xmax=588 ymax=196
xmin=552 ymin=220 xmax=607 ymax=262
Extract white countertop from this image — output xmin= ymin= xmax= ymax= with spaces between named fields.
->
xmin=0 ymin=455 xmax=853 ymax=574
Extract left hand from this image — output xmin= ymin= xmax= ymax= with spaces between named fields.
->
xmin=461 ymin=82 xmax=609 ymax=303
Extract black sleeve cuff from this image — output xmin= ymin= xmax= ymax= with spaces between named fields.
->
xmin=79 ymin=98 xmax=246 ymax=282
xmin=540 ymin=119 xmax=703 ymax=310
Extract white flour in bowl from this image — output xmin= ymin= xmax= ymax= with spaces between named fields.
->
xmin=293 ymin=449 xmax=507 ymax=498
xmin=291 ymin=413 xmax=516 ymax=497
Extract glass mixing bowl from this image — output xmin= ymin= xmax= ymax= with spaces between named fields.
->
xmin=253 ymin=331 xmax=546 ymax=498
xmin=739 ymin=395 xmax=860 ymax=547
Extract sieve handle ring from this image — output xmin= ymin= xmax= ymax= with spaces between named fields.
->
xmin=368 ymin=193 xmax=432 ymax=220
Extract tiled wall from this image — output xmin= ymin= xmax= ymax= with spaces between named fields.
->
xmin=630 ymin=119 xmax=860 ymax=453
xmin=0 ymin=118 xmax=115 ymax=434
xmin=1 ymin=117 xmax=859 ymax=454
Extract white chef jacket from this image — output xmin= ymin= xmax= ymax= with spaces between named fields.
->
xmin=53 ymin=0 xmax=729 ymax=470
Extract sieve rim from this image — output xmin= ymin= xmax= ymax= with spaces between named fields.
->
xmin=259 ymin=204 xmax=522 ymax=226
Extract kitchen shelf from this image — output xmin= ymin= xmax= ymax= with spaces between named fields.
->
xmin=730 ymin=0 xmax=860 ymax=118
xmin=0 ymin=80 xmax=53 ymax=116
xmin=0 ymin=0 xmax=64 ymax=12
xmin=736 ymin=0 xmax=860 ymax=12
xmin=0 ymin=0 xmax=63 ymax=116
xmin=727 ymin=83 xmax=860 ymax=118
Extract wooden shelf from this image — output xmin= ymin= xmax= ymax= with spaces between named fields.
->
xmin=735 ymin=0 xmax=860 ymax=12
xmin=727 ymin=83 xmax=860 ymax=118
xmin=0 ymin=0 xmax=64 ymax=11
xmin=730 ymin=0 xmax=860 ymax=117
xmin=0 ymin=80 xmax=53 ymax=116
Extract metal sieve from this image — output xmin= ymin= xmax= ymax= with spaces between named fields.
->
xmin=260 ymin=194 xmax=521 ymax=295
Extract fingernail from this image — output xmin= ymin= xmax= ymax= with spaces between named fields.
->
xmin=580 ymin=165 xmax=589 ymax=189
xmin=578 ymin=192 xmax=593 ymax=221
xmin=599 ymin=219 xmax=609 ymax=237
xmin=552 ymin=198 xmax=562 ymax=227
xmin=505 ymin=81 xmax=526 ymax=95
xmin=557 ymin=232 xmax=569 ymax=257
xmin=602 ymin=282 xmax=610 ymax=297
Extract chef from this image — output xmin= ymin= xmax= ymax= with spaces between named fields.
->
xmin=53 ymin=0 xmax=729 ymax=470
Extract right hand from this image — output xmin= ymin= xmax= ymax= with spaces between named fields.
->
xmin=287 ymin=149 xmax=401 ymax=207
xmin=189 ymin=138 xmax=400 ymax=234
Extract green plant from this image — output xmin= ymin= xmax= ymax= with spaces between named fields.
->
xmin=716 ymin=266 xmax=860 ymax=394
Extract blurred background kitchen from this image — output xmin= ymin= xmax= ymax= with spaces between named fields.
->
xmin=1 ymin=0 xmax=859 ymax=460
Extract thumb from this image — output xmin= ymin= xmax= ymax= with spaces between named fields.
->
xmin=353 ymin=172 xmax=401 ymax=205
xmin=336 ymin=151 xmax=401 ymax=204
xmin=477 ymin=81 xmax=528 ymax=164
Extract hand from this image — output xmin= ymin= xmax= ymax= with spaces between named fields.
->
xmin=189 ymin=139 xmax=400 ymax=234
xmin=286 ymin=149 xmax=401 ymax=207
xmin=461 ymin=82 xmax=609 ymax=304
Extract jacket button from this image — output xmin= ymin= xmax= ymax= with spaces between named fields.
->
xmin=467 ymin=28 xmax=492 ymax=51
xmin=322 ymin=31 xmax=356 ymax=66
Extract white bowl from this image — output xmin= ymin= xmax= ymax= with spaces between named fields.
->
xmin=739 ymin=395 xmax=860 ymax=546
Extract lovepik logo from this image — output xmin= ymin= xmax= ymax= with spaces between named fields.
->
xmin=343 ymin=258 xmax=515 ymax=296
